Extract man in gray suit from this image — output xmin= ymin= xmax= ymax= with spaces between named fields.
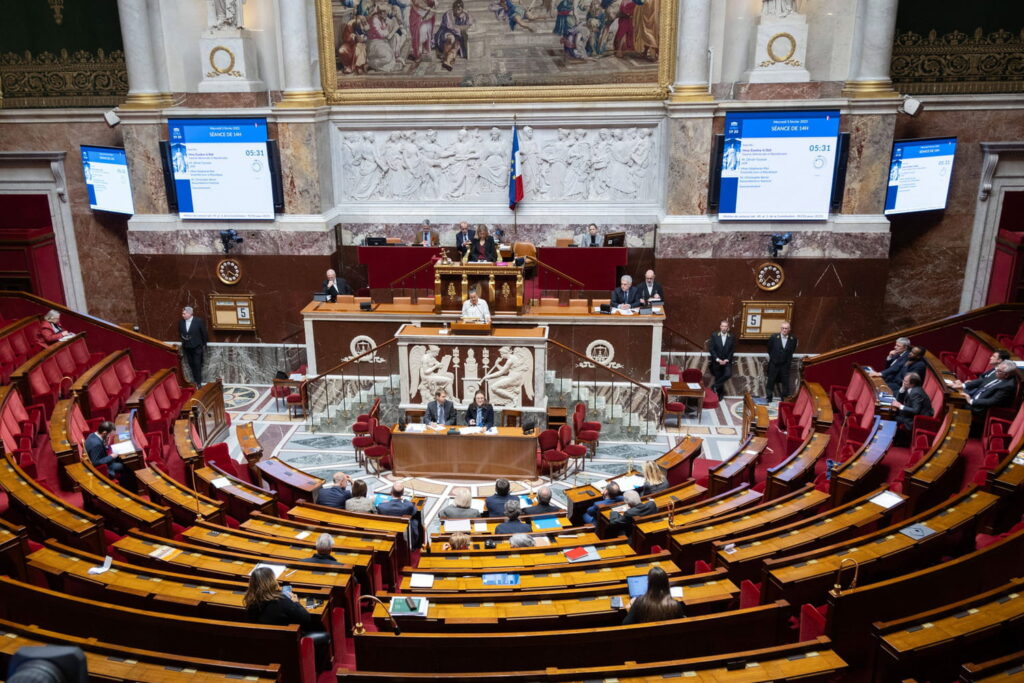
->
xmin=576 ymin=223 xmax=602 ymax=247
xmin=426 ymin=388 xmax=457 ymax=425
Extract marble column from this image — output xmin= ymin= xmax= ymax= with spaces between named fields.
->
xmin=277 ymin=0 xmax=326 ymax=107
xmin=116 ymin=0 xmax=173 ymax=108
xmin=842 ymin=0 xmax=900 ymax=98
xmin=669 ymin=0 xmax=713 ymax=102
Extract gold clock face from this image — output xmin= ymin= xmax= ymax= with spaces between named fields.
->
xmin=755 ymin=262 xmax=784 ymax=291
xmin=217 ymin=258 xmax=242 ymax=286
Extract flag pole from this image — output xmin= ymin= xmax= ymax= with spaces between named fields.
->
xmin=512 ymin=113 xmax=518 ymax=237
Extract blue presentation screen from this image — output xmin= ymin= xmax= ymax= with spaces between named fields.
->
xmin=718 ymin=110 xmax=840 ymax=220
xmin=168 ymin=118 xmax=274 ymax=220
xmin=80 ymin=145 xmax=134 ymax=215
xmin=884 ymin=137 xmax=956 ymax=215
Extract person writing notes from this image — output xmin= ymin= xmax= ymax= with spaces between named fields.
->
xmin=461 ymin=288 xmax=491 ymax=322
xmin=465 ymin=390 xmax=494 ymax=428
xmin=637 ymin=270 xmax=664 ymax=306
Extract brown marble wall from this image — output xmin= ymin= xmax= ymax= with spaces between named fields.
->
xmin=665 ymin=115 xmax=714 ymax=215
xmin=884 ymin=108 xmax=1024 ymax=331
xmin=129 ymin=253 xmax=333 ymax=344
xmin=0 ymin=118 xmax=137 ymax=324
xmin=277 ymin=122 xmax=322 ymax=214
xmin=653 ymin=256 xmax=890 ymax=354
xmin=842 ymin=113 xmax=897 ymax=215
xmin=121 ymin=122 xmax=169 ymax=215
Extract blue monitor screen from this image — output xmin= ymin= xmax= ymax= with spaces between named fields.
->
xmin=167 ymin=118 xmax=274 ymax=220
xmin=718 ymin=110 xmax=841 ymax=220
xmin=884 ymin=137 xmax=957 ymax=215
xmin=80 ymin=145 xmax=134 ymax=215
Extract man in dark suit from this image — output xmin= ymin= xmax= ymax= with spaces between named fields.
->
xmin=952 ymin=350 xmax=1010 ymax=391
xmin=607 ymin=490 xmax=658 ymax=536
xmin=892 ymin=372 xmax=934 ymax=439
xmin=483 ymin=478 xmax=515 ymax=517
xmin=426 ymin=389 xmax=456 ymax=425
xmin=465 ymin=390 xmax=494 ymax=428
xmin=85 ymin=420 xmax=124 ymax=479
xmin=708 ymin=319 xmax=736 ymax=398
xmin=318 ymin=472 xmax=352 ymax=508
xmin=416 ymin=219 xmax=439 ymax=246
xmin=467 ymin=225 xmax=498 ymax=262
xmin=583 ymin=482 xmax=623 ymax=525
xmin=321 ymin=268 xmax=353 ymax=302
xmin=307 ymin=533 xmax=341 ymax=564
xmin=637 ymin=270 xmax=664 ymax=307
xmin=765 ymin=321 xmax=798 ymax=403
xmin=965 ymin=361 xmax=1018 ymax=415
xmin=455 ymin=221 xmax=475 ymax=255
xmin=494 ymin=499 xmax=532 ymax=534
xmin=878 ymin=345 xmax=926 ymax=393
xmin=523 ymin=485 xmax=559 ymax=516
xmin=376 ymin=482 xmax=420 ymax=547
xmin=610 ymin=275 xmax=641 ymax=310
xmin=883 ymin=337 xmax=911 ymax=370
xmin=179 ymin=306 xmax=208 ymax=386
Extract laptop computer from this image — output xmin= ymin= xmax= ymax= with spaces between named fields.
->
xmin=627 ymin=574 xmax=648 ymax=599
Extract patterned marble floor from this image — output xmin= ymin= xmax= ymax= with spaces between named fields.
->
xmin=220 ymin=384 xmax=749 ymax=531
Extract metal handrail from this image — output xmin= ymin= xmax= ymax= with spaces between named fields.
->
xmin=546 ymin=338 xmax=650 ymax=389
xmin=308 ymin=337 xmax=399 ymax=381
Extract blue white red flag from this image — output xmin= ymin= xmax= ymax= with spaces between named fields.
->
xmin=509 ymin=125 xmax=524 ymax=210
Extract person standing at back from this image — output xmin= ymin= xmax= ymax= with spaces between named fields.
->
xmin=708 ymin=319 xmax=735 ymax=398
xmin=179 ymin=306 xmax=208 ymax=387
xmin=765 ymin=321 xmax=797 ymax=403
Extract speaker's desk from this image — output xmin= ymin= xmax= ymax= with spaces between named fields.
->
xmin=390 ymin=425 xmax=537 ymax=479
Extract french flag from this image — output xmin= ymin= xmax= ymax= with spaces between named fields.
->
xmin=508 ymin=124 xmax=524 ymax=210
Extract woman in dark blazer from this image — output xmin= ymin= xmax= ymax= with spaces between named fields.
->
xmin=465 ymin=390 xmax=495 ymax=428
xmin=467 ymin=224 xmax=498 ymax=262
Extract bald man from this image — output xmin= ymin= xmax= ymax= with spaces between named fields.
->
xmin=638 ymin=270 xmax=664 ymax=306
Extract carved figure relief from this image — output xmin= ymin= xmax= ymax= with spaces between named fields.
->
xmin=409 ymin=344 xmax=457 ymax=402
xmin=481 ymin=346 xmax=535 ymax=406
xmin=339 ymin=126 xmax=657 ymax=202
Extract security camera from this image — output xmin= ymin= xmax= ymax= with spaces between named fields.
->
xmin=769 ymin=232 xmax=791 ymax=259
xmin=899 ymin=95 xmax=923 ymax=117
xmin=103 ymin=110 xmax=121 ymax=127
xmin=219 ymin=229 xmax=244 ymax=254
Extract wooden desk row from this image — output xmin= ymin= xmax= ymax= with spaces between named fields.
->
xmin=764 ymin=431 xmax=829 ymax=500
xmin=632 ymin=483 xmax=758 ymax=553
xmin=708 ymin=435 xmax=769 ymax=495
xmin=336 ymin=638 xmax=846 ymax=682
xmin=65 ymin=459 xmax=172 ymax=537
xmin=426 ymin=530 xmax=604 ymax=554
xmin=829 ymin=417 xmax=897 ymax=505
xmin=903 ymin=407 xmax=972 ymax=514
xmin=416 ymin=538 xmax=634 ymax=571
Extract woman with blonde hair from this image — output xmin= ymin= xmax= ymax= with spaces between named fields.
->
xmin=641 ymin=460 xmax=667 ymax=495
xmin=443 ymin=531 xmax=471 ymax=551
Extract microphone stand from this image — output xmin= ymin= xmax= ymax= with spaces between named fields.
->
xmin=352 ymin=595 xmax=401 ymax=635
xmin=186 ymin=398 xmax=211 ymax=523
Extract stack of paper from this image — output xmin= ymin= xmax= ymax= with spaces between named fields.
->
xmin=250 ymin=563 xmax=287 ymax=578
xmin=617 ymin=475 xmax=646 ymax=490
xmin=563 ymin=545 xmax=599 ymax=563
xmin=110 ymin=441 xmax=136 ymax=456
xmin=405 ymin=423 xmax=427 ymax=433
xmin=389 ymin=596 xmax=430 ymax=617
xmin=443 ymin=518 xmax=471 ymax=532
xmin=459 ymin=426 xmax=484 ymax=435
xmin=409 ymin=573 xmax=435 ymax=588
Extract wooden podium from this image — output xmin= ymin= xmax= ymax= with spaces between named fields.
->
xmin=451 ymin=320 xmax=492 ymax=335
xmin=435 ymin=263 xmax=524 ymax=314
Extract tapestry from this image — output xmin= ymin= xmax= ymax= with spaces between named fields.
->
xmin=325 ymin=0 xmax=669 ymax=93
xmin=0 ymin=0 xmax=128 ymax=107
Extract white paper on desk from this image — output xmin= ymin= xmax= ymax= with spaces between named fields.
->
xmin=110 ymin=441 xmax=135 ymax=456
xmin=444 ymin=519 xmax=471 ymax=532
xmin=618 ymin=475 xmax=646 ymax=490
xmin=618 ymin=309 xmax=635 ymax=316
xmin=410 ymin=573 xmax=435 ymax=588
xmin=670 ymin=586 xmax=684 ymax=598
xmin=869 ymin=490 xmax=903 ymax=509
xmin=428 ymin=423 xmax=447 ymax=432
xmin=1014 ymin=454 xmax=1024 ymax=466
xmin=652 ymin=307 xmax=663 ymax=314
xmin=438 ymin=329 xmax=449 ymax=335
xmin=593 ymin=306 xmax=602 ymax=313
xmin=88 ymin=555 xmax=113 ymax=575
xmin=288 ymin=373 xmax=304 ymax=381
xmin=405 ymin=423 xmax=426 ymax=433
xmin=590 ymin=479 xmax=608 ymax=490
xmin=486 ymin=427 xmax=498 ymax=435
xmin=210 ymin=476 xmax=231 ymax=489
xmin=686 ymin=383 xmax=702 ymax=391
xmin=251 ymin=563 xmax=287 ymax=579
xmin=474 ymin=522 xmax=488 ymax=533
xmin=148 ymin=545 xmax=180 ymax=561
xmin=459 ymin=426 xmax=484 ymax=435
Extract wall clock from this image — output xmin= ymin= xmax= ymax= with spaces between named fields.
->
xmin=216 ymin=258 xmax=242 ymax=286
xmin=755 ymin=261 xmax=784 ymax=291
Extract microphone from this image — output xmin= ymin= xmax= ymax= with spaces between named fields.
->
xmin=353 ymin=595 xmax=401 ymax=635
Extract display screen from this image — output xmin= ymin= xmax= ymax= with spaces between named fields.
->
xmin=167 ymin=118 xmax=274 ymax=219
xmin=80 ymin=145 xmax=134 ymax=215
xmin=718 ymin=110 xmax=841 ymax=220
xmin=884 ymin=137 xmax=957 ymax=215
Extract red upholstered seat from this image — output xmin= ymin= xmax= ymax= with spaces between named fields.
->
xmin=998 ymin=323 xmax=1024 ymax=357
xmin=538 ymin=447 xmax=570 ymax=479
xmin=559 ymin=424 xmax=587 ymax=473
xmin=739 ymin=580 xmax=761 ymax=609
xmin=202 ymin=441 xmax=241 ymax=478
xmin=270 ymin=381 xmax=293 ymax=410
xmin=352 ymin=417 xmax=378 ymax=467
xmin=364 ymin=424 xmax=393 ymax=474
xmin=661 ymin=387 xmax=686 ymax=429
xmin=798 ymin=604 xmax=828 ymax=641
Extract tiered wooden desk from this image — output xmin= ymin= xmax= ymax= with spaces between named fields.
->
xmin=135 ymin=463 xmax=224 ymax=525
xmin=193 ymin=462 xmax=278 ymax=520
xmin=65 ymin=459 xmax=172 ymax=536
xmin=256 ymin=457 xmax=324 ymax=505
xmin=708 ymin=435 xmax=769 ymax=495
xmin=390 ymin=424 xmax=537 ymax=479
xmin=632 ymin=484 xmax=759 ymax=553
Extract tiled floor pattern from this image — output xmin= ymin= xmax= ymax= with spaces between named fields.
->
xmin=221 ymin=384 xmax=746 ymax=531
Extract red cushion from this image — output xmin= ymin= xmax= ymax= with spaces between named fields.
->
xmin=666 ymin=402 xmax=686 ymax=412
xmin=577 ymin=430 xmax=599 ymax=441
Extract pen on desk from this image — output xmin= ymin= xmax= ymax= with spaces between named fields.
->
xmin=283 ymin=569 xmax=296 ymax=578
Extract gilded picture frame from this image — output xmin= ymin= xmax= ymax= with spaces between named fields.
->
xmin=314 ymin=0 xmax=677 ymax=104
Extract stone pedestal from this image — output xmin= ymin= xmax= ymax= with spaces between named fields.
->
xmin=747 ymin=14 xmax=811 ymax=83
xmin=198 ymin=29 xmax=265 ymax=93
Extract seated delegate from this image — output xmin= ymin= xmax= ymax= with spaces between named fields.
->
xmin=583 ymin=482 xmax=623 ymax=524
xmin=467 ymin=224 xmax=498 ymax=262
xmin=465 ymin=390 xmax=494 ymax=428
xmin=439 ymin=486 xmax=481 ymax=519
xmin=321 ymin=269 xmax=352 ymax=301
xmin=494 ymin=499 xmax=531 ymax=534
xmin=610 ymin=275 xmax=641 ymax=310
xmin=483 ymin=478 xmax=516 ymax=517
xmin=622 ymin=566 xmax=685 ymax=625
xmin=577 ymin=223 xmax=602 ymax=248
xmin=35 ymin=309 xmax=74 ymax=349
xmin=244 ymin=566 xmax=331 ymax=670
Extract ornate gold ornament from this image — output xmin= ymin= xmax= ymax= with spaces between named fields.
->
xmin=890 ymin=27 xmax=1024 ymax=95
xmin=0 ymin=48 xmax=128 ymax=107
xmin=48 ymin=0 xmax=65 ymax=24
xmin=313 ymin=0 xmax=678 ymax=104
xmin=766 ymin=33 xmax=797 ymax=63
xmin=207 ymin=46 xmax=242 ymax=78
